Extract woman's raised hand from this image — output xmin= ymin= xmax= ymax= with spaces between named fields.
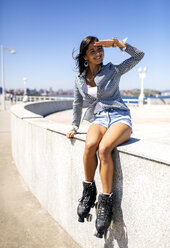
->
xmin=94 ymin=39 xmax=118 ymax=48
xmin=94 ymin=38 xmax=126 ymax=48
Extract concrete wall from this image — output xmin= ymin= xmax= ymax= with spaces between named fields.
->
xmin=11 ymin=101 xmax=170 ymax=248
xmin=24 ymin=100 xmax=74 ymax=116
xmin=148 ymin=97 xmax=170 ymax=105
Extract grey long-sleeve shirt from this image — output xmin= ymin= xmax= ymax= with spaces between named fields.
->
xmin=72 ymin=43 xmax=145 ymax=130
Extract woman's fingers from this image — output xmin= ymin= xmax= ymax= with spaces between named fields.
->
xmin=94 ymin=39 xmax=126 ymax=49
xmin=94 ymin=40 xmax=113 ymax=47
xmin=94 ymin=39 xmax=118 ymax=48
xmin=66 ymin=130 xmax=77 ymax=139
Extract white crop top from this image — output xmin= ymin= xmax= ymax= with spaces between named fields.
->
xmin=84 ymin=85 xmax=103 ymax=114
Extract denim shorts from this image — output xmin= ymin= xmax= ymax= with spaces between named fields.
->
xmin=92 ymin=109 xmax=132 ymax=131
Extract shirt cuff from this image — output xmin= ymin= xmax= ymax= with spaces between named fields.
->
xmin=71 ymin=125 xmax=79 ymax=131
xmin=120 ymin=37 xmax=128 ymax=54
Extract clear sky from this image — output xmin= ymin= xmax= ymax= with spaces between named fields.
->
xmin=1 ymin=0 xmax=170 ymax=91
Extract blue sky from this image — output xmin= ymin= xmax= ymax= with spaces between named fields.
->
xmin=1 ymin=0 xmax=170 ymax=91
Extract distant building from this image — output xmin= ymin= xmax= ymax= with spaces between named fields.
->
xmin=49 ymin=87 xmax=54 ymax=96
xmin=57 ymin=89 xmax=64 ymax=95
xmin=26 ymin=88 xmax=38 ymax=95
xmin=161 ymin=90 xmax=170 ymax=96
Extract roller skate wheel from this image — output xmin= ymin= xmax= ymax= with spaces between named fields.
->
xmin=93 ymin=227 xmax=97 ymax=236
xmin=78 ymin=217 xmax=84 ymax=222
xmin=96 ymin=231 xmax=103 ymax=238
xmin=86 ymin=213 xmax=92 ymax=222
xmin=95 ymin=202 xmax=98 ymax=209
xmin=104 ymin=230 xmax=108 ymax=240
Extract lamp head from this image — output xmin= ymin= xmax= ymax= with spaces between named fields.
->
xmin=23 ymin=77 xmax=27 ymax=82
xmin=11 ymin=49 xmax=16 ymax=54
xmin=143 ymin=66 xmax=147 ymax=72
xmin=138 ymin=67 xmax=142 ymax=73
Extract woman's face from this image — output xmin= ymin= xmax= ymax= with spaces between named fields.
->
xmin=84 ymin=42 xmax=103 ymax=66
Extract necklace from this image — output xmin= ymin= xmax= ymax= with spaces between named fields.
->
xmin=86 ymin=71 xmax=96 ymax=86
xmin=86 ymin=76 xmax=96 ymax=87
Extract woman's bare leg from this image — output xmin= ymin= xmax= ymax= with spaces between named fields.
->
xmin=98 ymin=123 xmax=131 ymax=193
xmin=83 ymin=124 xmax=107 ymax=182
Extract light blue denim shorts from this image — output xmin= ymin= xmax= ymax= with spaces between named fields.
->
xmin=92 ymin=109 xmax=132 ymax=131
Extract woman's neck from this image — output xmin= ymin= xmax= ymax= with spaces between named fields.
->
xmin=88 ymin=64 xmax=100 ymax=78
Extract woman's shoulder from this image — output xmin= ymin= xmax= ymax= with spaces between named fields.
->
xmin=74 ymin=73 xmax=81 ymax=82
xmin=75 ymin=69 xmax=86 ymax=79
xmin=102 ymin=62 xmax=117 ymax=71
xmin=74 ymin=73 xmax=85 ymax=87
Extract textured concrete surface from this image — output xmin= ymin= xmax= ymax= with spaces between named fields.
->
xmin=10 ymin=102 xmax=170 ymax=248
xmin=0 ymin=110 xmax=80 ymax=248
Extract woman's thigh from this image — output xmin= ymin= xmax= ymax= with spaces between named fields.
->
xmin=85 ymin=123 xmax=107 ymax=152
xmin=98 ymin=123 xmax=131 ymax=154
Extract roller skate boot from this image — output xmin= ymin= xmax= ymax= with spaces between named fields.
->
xmin=77 ymin=181 xmax=97 ymax=223
xmin=95 ymin=193 xmax=113 ymax=238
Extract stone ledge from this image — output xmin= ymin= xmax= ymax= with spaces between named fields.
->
xmin=11 ymin=103 xmax=42 ymax=119
xmin=22 ymin=116 xmax=170 ymax=166
xmin=11 ymin=102 xmax=170 ymax=166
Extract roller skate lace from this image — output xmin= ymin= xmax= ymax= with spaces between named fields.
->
xmin=79 ymin=184 xmax=95 ymax=207
xmin=97 ymin=193 xmax=113 ymax=220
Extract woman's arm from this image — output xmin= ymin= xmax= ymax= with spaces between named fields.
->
xmin=116 ymin=43 xmax=145 ymax=75
xmin=72 ymin=78 xmax=83 ymax=129
xmin=66 ymin=78 xmax=83 ymax=138
xmin=94 ymin=39 xmax=145 ymax=75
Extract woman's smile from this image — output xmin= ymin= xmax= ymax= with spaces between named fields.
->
xmin=95 ymin=56 xmax=102 ymax=62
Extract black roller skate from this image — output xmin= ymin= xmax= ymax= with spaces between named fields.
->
xmin=95 ymin=193 xmax=113 ymax=239
xmin=77 ymin=181 xmax=97 ymax=223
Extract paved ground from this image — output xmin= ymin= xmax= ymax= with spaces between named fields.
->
xmin=46 ymin=105 xmax=170 ymax=146
xmin=0 ymin=110 xmax=80 ymax=248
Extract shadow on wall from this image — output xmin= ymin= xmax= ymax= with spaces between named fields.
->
xmin=103 ymin=151 xmax=128 ymax=248
xmin=71 ymin=135 xmax=140 ymax=247
xmin=104 ymin=138 xmax=140 ymax=248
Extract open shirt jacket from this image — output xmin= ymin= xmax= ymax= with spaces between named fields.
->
xmin=72 ymin=43 xmax=145 ymax=130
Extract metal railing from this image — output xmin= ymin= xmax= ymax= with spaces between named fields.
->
xmin=3 ymin=95 xmax=151 ymax=105
xmin=6 ymin=95 xmax=74 ymax=102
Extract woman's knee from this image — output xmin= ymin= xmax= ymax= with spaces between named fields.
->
xmin=84 ymin=140 xmax=98 ymax=155
xmin=98 ymin=144 xmax=112 ymax=161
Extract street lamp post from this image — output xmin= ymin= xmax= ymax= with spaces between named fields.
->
xmin=23 ymin=77 xmax=27 ymax=95
xmin=138 ymin=66 xmax=147 ymax=106
xmin=1 ymin=45 xmax=16 ymax=110
xmin=23 ymin=77 xmax=29 ymax=103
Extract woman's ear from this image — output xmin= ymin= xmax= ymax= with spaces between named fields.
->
xmin=83 ymin=55 xmax=88 ymax=61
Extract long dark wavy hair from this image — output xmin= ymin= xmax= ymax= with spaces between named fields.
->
xmin=73 ymin=36 xmax=100 ymax=75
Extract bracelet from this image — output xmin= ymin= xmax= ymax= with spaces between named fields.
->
xmin=110 ymin=37 xmax=118 ymax=47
